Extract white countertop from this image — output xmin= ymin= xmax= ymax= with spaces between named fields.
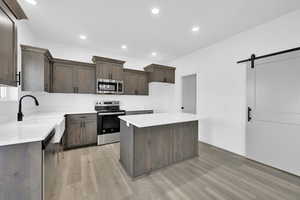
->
xmin=0 ymin=110 xmax=96 ymax=147
xmin=119 ymin=113 xmax=201 ymax=128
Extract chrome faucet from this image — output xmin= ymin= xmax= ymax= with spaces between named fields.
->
xmin=17 ymin=95 xmax=39 ymax=121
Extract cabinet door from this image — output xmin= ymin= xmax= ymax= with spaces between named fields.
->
xmin=21 ymin=51 xmax=44 ymax=91
xmin=111 ymin=65 xmax=123 ymax=80
xmin=149 ymin=126 xmax=172 ymax=170
xmin=137 ymin=73 xmax=148 ymax=95
xmin=124 ymin=71 xmax=137 ymax=95
xmin=172 ymin=122 xmax=198 ymax=163
xmin=152 ymin=68 xmax=165 ymax=82
xmin=134 ymin=129 xmax=152 ymax=176
xmin=76 ymin=66 xmax=96 ymax=94
xmin=83 ymin=115 xmax=97 ymax=145
xmin=164 ymin=69 xmax=175 ymax=83
xmin=66 ymin=118 xmax=82 ymax=149
xmin=52 ymin=63 xmax=75 ymax=93
xmin=96 ymin=62 xmax=112 ymax=79
xmin=0 ymin=4 xmax=17 ymax=86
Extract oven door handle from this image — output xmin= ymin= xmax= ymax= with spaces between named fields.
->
xmin=98 ymin=112 xmax=125 ymax=116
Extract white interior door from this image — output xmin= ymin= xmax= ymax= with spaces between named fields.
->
xmin=182 ymin=74 xmax=197 ymax=114
xmin=246 ymin=51 xmax=300 ymax=176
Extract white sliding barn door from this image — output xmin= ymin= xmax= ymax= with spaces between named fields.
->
xmin=246 ymin=51 xmax=300 ymax=176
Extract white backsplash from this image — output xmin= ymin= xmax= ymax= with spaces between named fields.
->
xmin=20 ymin=82 xmax=175 ymax=114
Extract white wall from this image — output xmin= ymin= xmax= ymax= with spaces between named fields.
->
xmin=25 ymin=82 xmax=174 ymax=113
xmin=169 ymin=9 xmax=300 ymax=156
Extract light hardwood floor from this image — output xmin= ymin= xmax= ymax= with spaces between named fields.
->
xmin=50 ymin=142 xmax=300 ymax=200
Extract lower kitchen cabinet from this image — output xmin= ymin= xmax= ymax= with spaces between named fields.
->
xmin=123 ymin=69 xmax=149 ymax=95
xmin=64 ymin=113 xmax=97 ymax=150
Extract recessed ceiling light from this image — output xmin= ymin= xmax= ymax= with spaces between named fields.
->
xmin=79 ymin=35 xmax=87 ymax=40
xmin=121 ymin=45 xmax=127 ymax=50
xmin=25 ymin=0 xmax=37 ymax=5
xmin=151 ymin=7 xmax=160 ymax=15
xmin=151 ymin=52 xmax=157 ymax=57
xmin=192 ymin=26 xmax=200 ymax=32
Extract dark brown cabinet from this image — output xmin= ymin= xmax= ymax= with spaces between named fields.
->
xmin=0 ymin=1 xmax=18 ymax=87
xmin=123 ymin=69 xmax=149 ymax=95
xmin=65 ymin=113 xmax=97 ymax=149
xmin=52 ymin=59 xmax=96 ymax=94
xmin=21 ymin=45 xmax=53 ymax=92
xmin=134 ymin=125 xmax=172 ymax=176
xmin=92 ymin=56 xmax=125 ymax=80
xmin=120 ymin=120 xmax=198 ymax=178
xmin=52 ymin=62 xmax=74 ymax=93
xmin=144 ymin=64 xmax=175 ymax=84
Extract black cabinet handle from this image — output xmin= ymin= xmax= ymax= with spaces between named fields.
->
xmin=181 ymin=107 xmax=184 ymax=110
xmin=16 ymin=72 xmax=21 ymax=86
xmin=248 ymin=107 xmax=252 ymax=122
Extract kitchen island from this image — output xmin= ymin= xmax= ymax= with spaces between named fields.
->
xmin=119 ymin=113 xmax=199 ymax=178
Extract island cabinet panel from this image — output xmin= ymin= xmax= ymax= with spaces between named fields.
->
xmin=0 ymin=1 xmax=18 ymax=87
xmin=0 ymin=142 xmax=42 ymax=200
xmin=134 ymin=125 xmax=173 ymax=176
xmin=92 ymin=56 xmax=125 ymax=81
xmin=172 ymin=121 xmax=199 ymax=163
xmin=21 ymin=45 xmax=53 ymax=92
xmin=120 ymin=120 xmax=198 ymax=178
xmin=51 ymin=59 xmax=96 ymax=94
xmin=65 ymin=114 xmax=97 ymax=150
xmin=144 ymin=64 xmax=175 ymax=84
xmin=123 ymin=69 xmax=149 ymax=95
xmin=120 ymin=121 xmax=134 ymax=176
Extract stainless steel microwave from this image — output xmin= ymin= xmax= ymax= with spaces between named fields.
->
xmin=97 ymin=79 xmax=124 ymax=94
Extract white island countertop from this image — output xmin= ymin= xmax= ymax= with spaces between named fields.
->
xmin=0 ymin=110 xmax=96 ymax=147
xmin=119 ymin=113 xmax=201 ymax=128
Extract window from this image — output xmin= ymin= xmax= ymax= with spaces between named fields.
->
xmin=0 ymin=87 xmax=7 ymax=99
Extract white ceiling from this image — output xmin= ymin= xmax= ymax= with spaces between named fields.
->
xmin=19 ymin=0 xmax=300 ymax=63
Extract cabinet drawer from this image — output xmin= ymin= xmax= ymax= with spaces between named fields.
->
xmin=67 ymin=113 xmax=96 ymax=121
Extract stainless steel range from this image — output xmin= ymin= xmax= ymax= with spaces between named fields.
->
xmin=95 ymin=101 xmax=125 ymax=145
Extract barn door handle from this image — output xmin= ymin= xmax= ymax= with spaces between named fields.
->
xmin=248 ymin=107 xmax=252 ymax=122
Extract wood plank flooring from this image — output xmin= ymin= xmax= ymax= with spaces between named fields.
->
xmin=50 ymin=142 xmax=300 ymax=200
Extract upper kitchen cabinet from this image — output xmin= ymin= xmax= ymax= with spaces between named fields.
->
xmin=0 ymin=0 xmax=27 ymax=87
xmin=144 ymin=64 xmax=176 ymax=84
xmin=92 ymin=56 xmax=125 ymax=81
xmin=52 ymin=58 xmax=96 ymax=94
xmin=21 ymin=45 xmax=53 ymax=92
xmin=123 ymin=69 xmax=149 ymax=95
